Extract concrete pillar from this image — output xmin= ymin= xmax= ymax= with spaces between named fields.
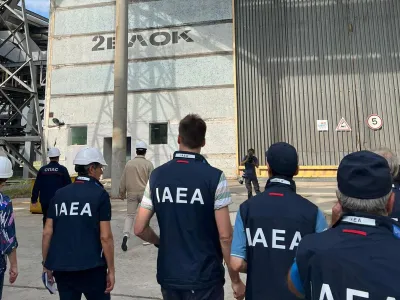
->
xmin=111 ymin=0 xmax=128 ymax=197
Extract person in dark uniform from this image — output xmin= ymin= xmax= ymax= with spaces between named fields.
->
xmin=42 ymin=147 xmax=115 ymax=300
xmin=241 ymin=149 xmax=260 ymax=199
xmin=374 ymin=148 xmax=400 ymax=220
xmin=288 ymin=151 xmax=400 ymax=299
xmin=231 ymin=142 xmax=328 ymax=300
xmin=134 ymin=114 xmax=245 ymax=300
xmin=31 ymin=148 xmax=72 ymax=227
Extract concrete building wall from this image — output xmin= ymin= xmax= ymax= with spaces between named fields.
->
xmin=45 ymin=0 xmax=236 ymax=177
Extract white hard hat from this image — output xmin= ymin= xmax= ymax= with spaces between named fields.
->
xmin=73 ymin=147 xmax=108 ymax=166
xmin=48 ymin=147 xmax=61 ymax=158
xmin=136 ymin=141 xmax=147 ymax=150
xmin=0 ymin=156 xmax=13 ymax=179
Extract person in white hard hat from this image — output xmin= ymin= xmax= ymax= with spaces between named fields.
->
xmin=0 ymin=157 xmax=19 ymax=298
xmin=119 ymin=140 xmax=154 ymax=251
xmin=31 ymin=147 xmax=72 ymax=227
xmin=42 ymin=147 xmax=115 ymax=299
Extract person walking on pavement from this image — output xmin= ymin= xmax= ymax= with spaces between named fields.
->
xmin=134 ymin=114 xmax=245 ymax=300
xmin=231 ymin=142 xmax=328 ymax=300
xmin=42 ymin=147 xmax=115 ymax=300
xmin=31 ymin=148 xmax=72 ymax=227
xmin=0 ymin=157 xmax=18 ymax=299
xmin=288 ymin=151 xmax=400 ymax=299
xmin=120 ymin=141 xmax=154 ymax=251
xmin=241 ymin=148 xmax=260 ymax=199
xmin=373 ymin=147 xmax=400 ymax=220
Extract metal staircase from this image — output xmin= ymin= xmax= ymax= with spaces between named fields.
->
xmin=0 ymin=0 xmax=48 ymax=178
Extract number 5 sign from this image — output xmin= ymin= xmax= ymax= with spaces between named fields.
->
xmin=367 ymin=114 xmax=383 ymax=130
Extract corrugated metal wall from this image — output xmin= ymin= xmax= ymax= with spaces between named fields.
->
xmin=235 ymin=0 xmax=400 ymax=166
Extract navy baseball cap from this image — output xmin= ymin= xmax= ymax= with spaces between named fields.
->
xmin=337 ymin=151 xmax=392 ymax=199
xmin=266 ymin=142 xmax=298 ymax=177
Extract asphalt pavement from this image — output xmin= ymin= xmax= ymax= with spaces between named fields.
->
xmin=2 ymin=179 xmax=337 ymax=299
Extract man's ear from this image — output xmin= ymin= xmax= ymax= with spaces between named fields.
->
xmin=386 ymin=192 xmax=395 ymax=215
xmin=87 ymin=165 xmax=95 ymax=177
xmin=201 ymin=139 xmax=206 ymax=148
xmin=177 ymin=135 xmax=181 ymax=145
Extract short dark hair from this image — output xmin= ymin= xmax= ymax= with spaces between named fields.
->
xmin=75 ymin=162 xmax=101 ymax=176
xmin=136 ymin=149 xmax=146 ymax=156
xmin=178 ymin=114 xmax=206 ymax=149
xmin=270 ymin=169 xmax=291 ymax=178
xmin=269 ymin=165 xmax=297 ymax=178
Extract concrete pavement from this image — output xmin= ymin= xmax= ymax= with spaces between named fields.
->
xmin=2 ymin=179 xmax=337 ymax=299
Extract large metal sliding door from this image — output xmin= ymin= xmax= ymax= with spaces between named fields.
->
xmin=350 ymin=1 xmax=400 ymax=153
xmin=235 ymin=0 xmax=400 ymax=166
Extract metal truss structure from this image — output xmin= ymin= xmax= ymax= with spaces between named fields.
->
xmin=0 ymin=0 xmax=48 ymax=178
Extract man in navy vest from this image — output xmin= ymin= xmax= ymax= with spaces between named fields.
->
xmin=134 ymin=114 xmax=245 ymax=300
xmin=231 ymin=142 xmax=328 ymax=300
xmin=288 ymin=151 xmax=400 ymax=299
xmin=31 ymin=148 xmax=72 ymax=227
xmin=42 ymin=147 xmax=115 ymax=300
xmin=374 ymin=148 xmax=400 ymax=221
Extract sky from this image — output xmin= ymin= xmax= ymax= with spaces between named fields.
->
xmin=25 ymin=0 xmax=49 ymax=18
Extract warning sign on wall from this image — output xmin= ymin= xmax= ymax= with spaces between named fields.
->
xmin=367 ymin=114 xmax=383 ymax=130
xmin=336 ymin=118 xmax=351 ymax=132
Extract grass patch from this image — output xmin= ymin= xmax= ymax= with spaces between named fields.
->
xmin=2 ymin=181 xmax=32 ymax=198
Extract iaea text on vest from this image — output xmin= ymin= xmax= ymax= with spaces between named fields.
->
xmin=55 ymin=202 xmax=92 ymax=217
xmin=342 ymin=216 xmax=376 ymax=226
xmin=246 ymin=228 xmax=301 ymax=250
xmin=318 ymin=283 xmax=396 ymax=300
xmin=155 ymin=187 xmax=204 ymax=204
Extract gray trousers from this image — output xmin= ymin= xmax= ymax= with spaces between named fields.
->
xmin=123 ymin=194 xmax=142 ymax=238
xmin=245 ymin=177 xmax=260 ymax=199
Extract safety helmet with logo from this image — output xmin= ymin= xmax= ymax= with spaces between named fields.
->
xmin=48 ymin=147 xmax=61 ymax=158
xmin=0 ymin=156 xmax=13 ymax=179
xmin=73 ymin=147 xmax=108 ymax=166
xmin=136 ymin=141 xmax=147 ymax=150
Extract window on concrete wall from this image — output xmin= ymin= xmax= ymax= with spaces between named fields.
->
xmin=150 ymin=123 xmax=168 ymax=144
xmin=126 ymin=137 xmax=132 ymax=161
xmin=70 ymin=126 xmax=88 ymax=145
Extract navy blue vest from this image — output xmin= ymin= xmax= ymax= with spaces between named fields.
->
xmin=390 ymin=183 xmax=400 ymax=221
xmin=297 ymin=213 xmax=400 ymax=300
xmin=150 ymin=151 xmax=225 ymax=290
xmin=44 ymin=176 xmax=110 ymax=271
xmin=240 ymin=177 xmax=318 ymax=300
